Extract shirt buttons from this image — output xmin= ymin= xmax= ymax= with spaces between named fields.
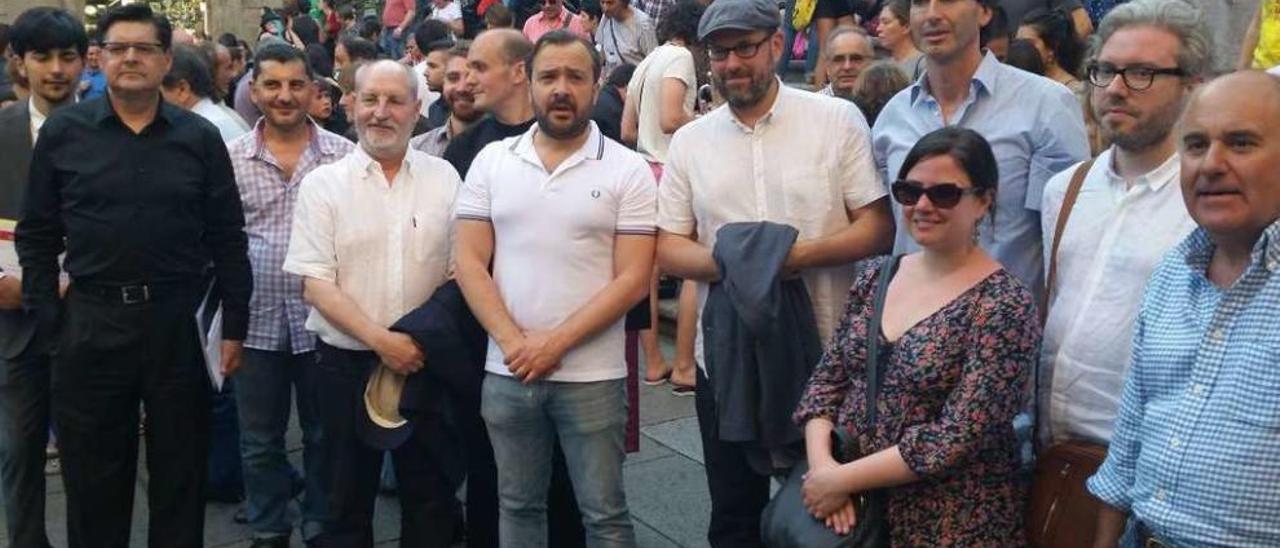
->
xmin=1190 ymin=383 xmax=1205 ymax=396
xmin=1170 ymin=437 xmax=1182 ymax=448
xmin=1155 ymin=489 xmax=1167 ymax=502
xmin=1210 ymin=328 xmax=1225 ymax=341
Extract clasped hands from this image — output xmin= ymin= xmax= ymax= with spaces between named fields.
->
xmin=803 ymin=457 xmax=860 ymax=536
xmin=500 ymin=330 xmax=568 ymax=383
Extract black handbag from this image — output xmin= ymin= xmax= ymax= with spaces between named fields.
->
xmin=760 ymin=256 xmax=900 ymax=548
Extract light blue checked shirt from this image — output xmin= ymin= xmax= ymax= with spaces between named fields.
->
xmin=228 ymin=120 xmax=354 ymax=353
xmin=872 ymin=51 xmax=1090 ymax=293
xmin=1088 ymin=221 xmax=1280 ymax=547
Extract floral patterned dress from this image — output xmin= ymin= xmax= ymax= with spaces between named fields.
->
xmin=794 ymin=256 xmax=1041 ymax=547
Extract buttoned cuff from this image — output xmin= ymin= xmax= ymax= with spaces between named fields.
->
xmin=1086 ymin=462 xmax=1133 ymax=512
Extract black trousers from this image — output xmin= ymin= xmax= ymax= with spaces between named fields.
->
xmin=695 ymin=368 xmax=770 ymax=548
xmin=0 ymin=349 xmax=52 ymax=548
xmin=53 ymin=286 xmax=212 ymax=548
xmin=312 ymin=342 xmax=462 ymax=548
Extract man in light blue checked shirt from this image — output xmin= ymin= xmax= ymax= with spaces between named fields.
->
xmin=1088 ymin=71 xmax=1280 ymax=548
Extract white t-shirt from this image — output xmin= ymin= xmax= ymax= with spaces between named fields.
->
xmin=626 ymin=43 xmax=696 ymax=165
xmin=455 ymin=122 xmax=657 ymax=382
xmin=431 ymin=1 xmax=462 ymax=23
xmin=193 ymin=98 xmax=249 ymax=142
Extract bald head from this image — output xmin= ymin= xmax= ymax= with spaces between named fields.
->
xmin=173 ymin=28 xmax=197 ymax=46
xmin=476 ymin=28 xmax=534 ymax=65
xmin=1179 ymin=71 xmax=1280 ymax=247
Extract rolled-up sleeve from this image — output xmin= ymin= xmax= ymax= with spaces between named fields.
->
xmin=282 ymin=168 xmax=338 ymax=282
xmin=898 ymin=285 xmax=1040 ymax=478
xmin=656 ymin=131 xmax=695 ymax=236
xmin=837 ymin=104 xmax=887 ymax=211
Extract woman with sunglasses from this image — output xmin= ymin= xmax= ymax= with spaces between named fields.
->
xmin=792 ymin=127 xmax=1040 ymax=546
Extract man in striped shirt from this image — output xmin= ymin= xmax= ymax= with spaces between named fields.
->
xmin=1088 ymin=70 xmax=1280 ymax=548
xmin=227 ymin=44 xmax=354 ymax=548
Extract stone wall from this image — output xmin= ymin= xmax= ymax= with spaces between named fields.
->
xmin=0 ymin=0 xmax=86 ymax=24
xmin=206 ymin=0 xmax=278 ymax=45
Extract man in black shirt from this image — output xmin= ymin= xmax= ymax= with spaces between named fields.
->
xmin=442 ymin=28 xmax=536 ymax=177
xmin=591 ymin=62 xmax=634 ymax=142
xmin=15 ymin=5 xmax=250 ymax=547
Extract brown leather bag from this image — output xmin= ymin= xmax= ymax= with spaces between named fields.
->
xmin=1027 ymin=441 xmax=1108 ymax=547
xmin=1027 ymin=160 xmax=1109 ymax=548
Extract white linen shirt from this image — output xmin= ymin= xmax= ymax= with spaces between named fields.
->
xmin=283 ymin=146 xmax=461 ymax=350
xmin=658 ymin=83 xmax=887 ymax=371
xmin=455 ymin=122 xmax=657 ymax=382
xmin=1039 ymin=148 xmax=1194 ymax=444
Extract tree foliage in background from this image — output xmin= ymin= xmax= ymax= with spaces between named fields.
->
xmin=85 ymin=0 xmax=205 ymax=33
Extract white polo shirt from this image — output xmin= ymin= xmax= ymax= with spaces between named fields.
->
xmin=658 ymin=83 xmax=886 ymax=372
xmin=455 ymin=122 xmax=657 ymax=382
xmin=283 ymin=146 xmax=461 ymax=351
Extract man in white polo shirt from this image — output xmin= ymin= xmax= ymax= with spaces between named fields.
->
xmin=454 ymin=30 xmax=655 ymax=548
xmin=655 ymin=0 xmax=893 ymax=544
xmin=283 ymin=60 xmax=463 ymax=547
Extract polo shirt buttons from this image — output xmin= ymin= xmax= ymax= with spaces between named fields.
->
xmin=1155 ymin=489 xmax=1167 ymax=502
xmin=1170 ymin=437 xmax=1182 ymax=448
xmin=1209 ymin=328 xmax=1225 ymax=341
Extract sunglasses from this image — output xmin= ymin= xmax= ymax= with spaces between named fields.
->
xmin=891 ymin=180 xmax=983 ymax=208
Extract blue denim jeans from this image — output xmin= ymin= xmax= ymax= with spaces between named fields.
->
xmin=235 ymin=348 xmax=327 ymax=541
xmin=379 ymin=26 xmax=405 ymax=60
xmin=481 ymin=373 xmax=635 ymax=548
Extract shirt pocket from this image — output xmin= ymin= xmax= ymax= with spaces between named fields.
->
xmin=781 ymin=168 xmax=833 ymax=234
xmin=1222 ymin=343 xmax=1280 ymax=430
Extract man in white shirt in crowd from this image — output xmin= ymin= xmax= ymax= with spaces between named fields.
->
xmin=596 ymin=0 xmax=658 ymax=77
xmin=656 ymin=0 xmax=893 ymax=545
xmin=412 ymin=43 xmax=482 ymax=157
xmin=430 ymin=0 xmax=466 ymax=37
xmin=1039 ymin=0 xmax=1208 ymax=446
xmin=818 ymin=26 xmax=874 ymax=99
xmin=454 ymin=30 xmax=654 ymax=548
xmin=163 ymin=44 xmax=248 ymax=141
xmin=283 ymin=60 xmax=463 ymax=547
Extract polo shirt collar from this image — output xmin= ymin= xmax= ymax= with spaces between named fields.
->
xmin=910 ymin=50 xmax=999 ymax=108
xmin=510 ymin=120 xmax=605 ymax=173
xmin=1103 ymin=147 xmax=1180 ymax=192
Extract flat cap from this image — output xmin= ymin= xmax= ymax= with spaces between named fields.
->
xmin=697 ymin=0 xmax=780 ymax=42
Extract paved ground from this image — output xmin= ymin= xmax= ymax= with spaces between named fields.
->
xmin=0 ymin=334 xmax=716 ymax=548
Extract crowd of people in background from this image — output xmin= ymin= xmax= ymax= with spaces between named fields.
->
xmin=1 ymin=0 xmax=1280 ymax=547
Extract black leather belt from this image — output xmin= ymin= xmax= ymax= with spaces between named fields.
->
xmin=74 ymin=280 xmax=202 ymax=305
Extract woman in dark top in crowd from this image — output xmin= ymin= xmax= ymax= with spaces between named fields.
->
xmin=793 ymin=127 xmax=1039 ymax=546
xmin=1017 ymin=9 xmax=1086 ymax=93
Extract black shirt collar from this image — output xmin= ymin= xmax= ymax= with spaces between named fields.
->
xmin=92 ymin=93 xmax=178 ymax=129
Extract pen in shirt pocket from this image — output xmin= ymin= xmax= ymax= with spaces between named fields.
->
xmin=412 ymin=215 xmax=417 ymax=228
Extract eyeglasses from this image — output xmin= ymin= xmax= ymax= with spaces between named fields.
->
xmin=102 ymin=41 xmax=166 ymax=57
xmin=706 ymin=35 xmax=772 ymax=61
xmin=891 ymin=180 xmax=983 ymax=208
xmin=1086 ymin=62 xmax=1185 ymax=91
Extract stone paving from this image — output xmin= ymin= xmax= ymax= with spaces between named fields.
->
xmin=0 ymin=336 xmax=716 ymax=548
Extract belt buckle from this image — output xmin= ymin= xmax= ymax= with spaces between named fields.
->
xmin=121 ymin=284 xmax=150 ymax=304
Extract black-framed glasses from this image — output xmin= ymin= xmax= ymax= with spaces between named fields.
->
xmin=102 ymin=41 xmax=166 ymax=56
xmin=891 ymin=180 xmax=982 ymax=208
xmin=706 ymin=35 xmax=772 ymax=61
xmin=1086 ymin=62 xmax=1185 ymax=91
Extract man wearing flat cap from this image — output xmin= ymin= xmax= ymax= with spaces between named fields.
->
xmin=655 ymin=0 xmax=894 ymax=545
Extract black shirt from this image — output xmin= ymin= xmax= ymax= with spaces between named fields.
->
xmin=16 ymin=97 xmax=252 ymax=339
xmin=426 ymin=97 xmax=450 ymax=131
xmin=441 ymin=114 xmax=535 ymax=178
xmin=591 ymin=86 xmax=625 ymax=144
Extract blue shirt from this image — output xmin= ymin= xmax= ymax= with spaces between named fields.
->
xmin=80 ymin=69 xmax=107 ymax=100
xmin=872 ymin=52 xmax=1090 ymax=293
xmin=1087 ymin=222 xmax=1280 ymax=547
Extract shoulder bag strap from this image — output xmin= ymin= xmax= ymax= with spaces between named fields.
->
xmin=1042 ymin=158 xmax=1095 ymax=323
xmin=1033 ymin=158 xmax=1094 ymax=453
xmin=865 ymin=255 xmax=902 ymax=427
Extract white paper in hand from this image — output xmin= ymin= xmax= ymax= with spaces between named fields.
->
xmin=195 ymin=283 xmax=225 ymax=392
